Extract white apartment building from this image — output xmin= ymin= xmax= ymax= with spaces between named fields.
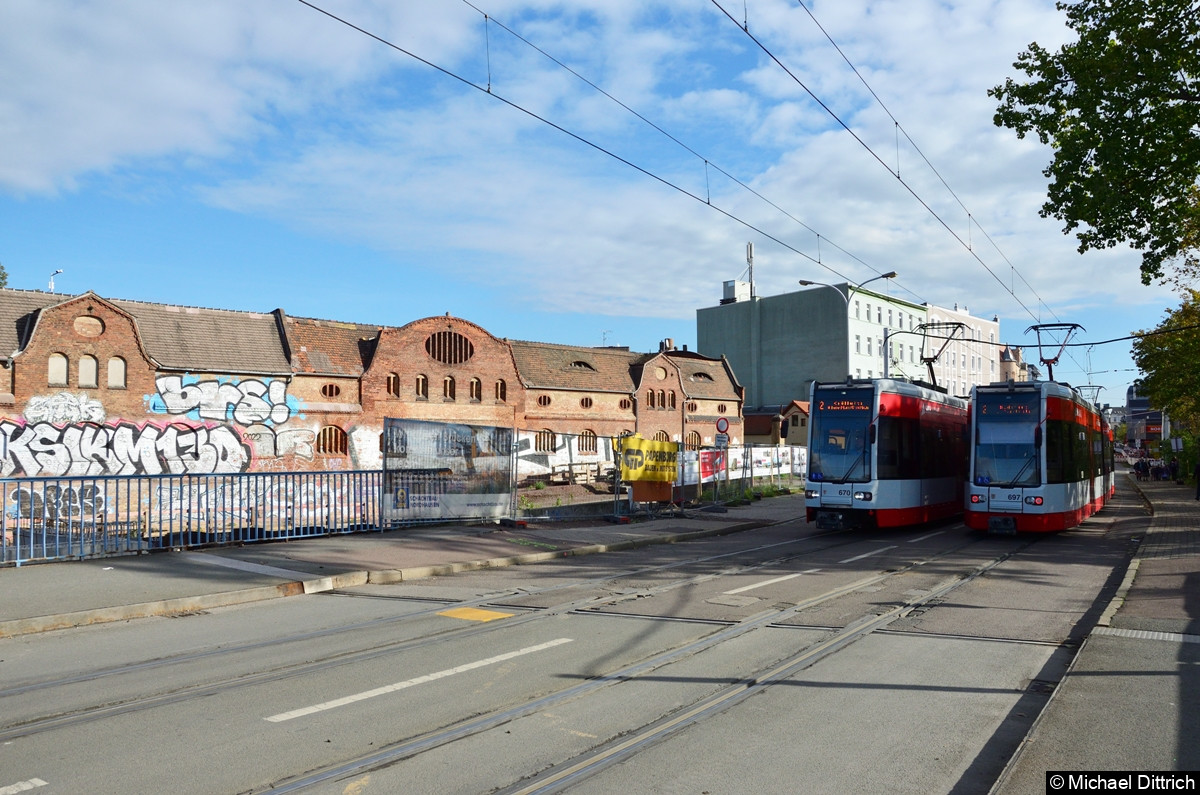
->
xmin=697 ymin=281 xmax=1001 ymax=408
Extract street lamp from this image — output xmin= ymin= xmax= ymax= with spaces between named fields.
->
xmin=797 ymin=271 xmax=898 ymax=377
xmin=797 ymin=270 xmax=897 ymax=303
xmin=48 ymin=269 xmax=62 ymax=293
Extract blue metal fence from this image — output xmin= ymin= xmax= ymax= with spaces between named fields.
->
xmin=1 ymin=470 xmax=381 ymax=566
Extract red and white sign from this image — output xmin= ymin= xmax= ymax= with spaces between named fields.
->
xmin=715 ymin=417 xmax=729 ymax=433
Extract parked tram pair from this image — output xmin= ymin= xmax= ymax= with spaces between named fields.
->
xmin=805 ymin=378 xmax=1116 ymax=533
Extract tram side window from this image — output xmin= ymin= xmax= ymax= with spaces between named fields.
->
xmin=1044 ymin=420 xmax=1074 ymax=484
xmin=920 ymin=416 xmax=963 ymax=478
xmin=876 ymin=416 xmax=918 ymax=480
xmin=1075 ymin=424 xmax=1090 ymax=481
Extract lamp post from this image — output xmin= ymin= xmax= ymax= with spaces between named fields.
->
xmin=48 ymin=269 xmax=62 ymax=293
xmin=797 ymin=271 xmax=897 ymax=378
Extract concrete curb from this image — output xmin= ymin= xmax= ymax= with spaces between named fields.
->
xmin=0 ymin=521 xmax=766 ymax=639
xmin=369 ymin=521 xmax=765 ymax=583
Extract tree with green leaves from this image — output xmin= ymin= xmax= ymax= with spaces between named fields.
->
xmin=0 ymin=262 xmax=7 ymax=288
xmin=990 ymin=0 xmax=1200 ymax=285
xmin=1131 ymin=289 xmax=1200 ymax=431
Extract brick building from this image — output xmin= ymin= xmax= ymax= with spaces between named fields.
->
xmin=0 ymin=289 xmax=743 ymax=478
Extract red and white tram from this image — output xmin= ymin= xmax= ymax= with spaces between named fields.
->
xmin=965 ymin=380 xmax=1115 ymax=533
xmin=806 ymin=378 xmax=969 ymax=530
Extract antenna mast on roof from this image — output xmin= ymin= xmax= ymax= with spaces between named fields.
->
xmin=746 ymin=242 xmax=755 ymax=299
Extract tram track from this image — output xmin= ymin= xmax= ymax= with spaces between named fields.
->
xmin=0 ymin=526 xmax=859 ymax=737
xmin=2 ymin=522 xmax=1055 ymax=795
xmin=247 ymin=532 xmax=1043 ymax=793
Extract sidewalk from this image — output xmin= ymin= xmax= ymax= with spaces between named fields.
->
xmin=0 ymin=495 xmax=805 ymax=639
xmin=995 ymin=475 xmax=1200 ymax=787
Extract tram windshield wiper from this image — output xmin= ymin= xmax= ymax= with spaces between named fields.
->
xmin=834 ymin=446 xmax=869 ymax=483
xmin=995 ymin=454 xmax=1037 ymax=488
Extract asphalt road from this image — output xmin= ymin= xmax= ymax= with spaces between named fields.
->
xmin=0 ymin=512 xmax=1138 ymax=794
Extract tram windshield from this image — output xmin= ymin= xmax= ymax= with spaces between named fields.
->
xmin=809 ymin=387 xmax=873 ymax=483
xmin=973 ymin=391 xmax=1040 ymax=486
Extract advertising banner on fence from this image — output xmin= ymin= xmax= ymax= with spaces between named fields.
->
xmin=616 ymin=434 xmax=679 ymax=482
xmin=381 ymin=418 xmax=513 ymax=523
xmin=699 ymin=450 xmax=727 ymax=483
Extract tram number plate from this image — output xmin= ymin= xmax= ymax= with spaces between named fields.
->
xmin=988 ymin=516 xmax=1017 ymax=535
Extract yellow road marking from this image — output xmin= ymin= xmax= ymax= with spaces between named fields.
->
xmin=437 ymin=607 xmax=515 ymax=622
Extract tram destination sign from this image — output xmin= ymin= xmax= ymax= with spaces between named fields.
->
xmin=980 ymin=394 xmax=1037 ymax=417
xmin=818 ymin=397 xmax=871 ymax=413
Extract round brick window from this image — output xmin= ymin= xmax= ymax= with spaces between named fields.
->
xmin=74 ymin=316 xmax=104 ymax=337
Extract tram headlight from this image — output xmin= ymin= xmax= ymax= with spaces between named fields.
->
xmin=970 ymin=494 xmax=984 ymax=504
xmin=1024 ymin=496 xmax=1044 ymax=506
xmin=805 ymin=489 xmax=820 ymax=499
xmin=853 ymin=491 xmax=872 ymax=502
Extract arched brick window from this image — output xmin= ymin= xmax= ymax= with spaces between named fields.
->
xmin=578 ymin=430 xmax=598 ymax=454
xmin=107 ymin=357 xmax=126 ymax=388
xmin=316 ymin=426 xmax=348 ymax=455
xmin=78 ymin=355 xmax=98 ymax=388
xmin=535 ymin=429 xmax=556 ymax=453
xmin=685 ymin=431 xmax=702 ymax=451
xmin=48 ymin=353 xmax=68 ymax=386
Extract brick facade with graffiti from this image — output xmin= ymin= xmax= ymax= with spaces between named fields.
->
xmin=0 ymin=288 xmax=745 ymax=478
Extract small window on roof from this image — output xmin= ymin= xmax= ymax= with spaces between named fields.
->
xmin=692 ymin=372 xmax=714 ymax=381
xmin=569 ymin=360 xmax=596 ymax=371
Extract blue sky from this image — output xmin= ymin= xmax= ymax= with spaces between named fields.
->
xmin=0 ymin=0 xmax=1182 ymax=406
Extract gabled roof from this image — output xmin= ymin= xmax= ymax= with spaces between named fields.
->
xmin=0 ymin=289 xmax=293 ymax=374
xmin=284 ymin=315 xmax=379 ymax=376
xmin=670 ymin=353 xmax=741 ymax=400
xmin=107 ymin=298 xmax=291 ymax=374
xmin=0 ymin=289 xmax=61 ymax=357
xmin=509 ymin=340 xmax=639 ymax=392
xmin=782 ymin=399 xmax=809 ymax=416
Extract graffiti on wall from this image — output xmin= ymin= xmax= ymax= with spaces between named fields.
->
xmin=0 ymin=419 xmax=251 ymax=477
xmin=243 ymin=426 xmax=315 ymax=461
xmin=8 ymin=482 xmax=106 ymax=525
xmin=147 ymin=375 xmax=299 ymax=425
xmin=5 ymin=476 xmax=378 ymax=531
xmin=24 ymin=392 xmax=107 ymax=425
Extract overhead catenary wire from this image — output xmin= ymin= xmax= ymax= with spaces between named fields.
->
xmin=460 ymin=0 xmax=886 ymax=284
xmin=709 ymin=0 xmax=1044 ymax=326
xmin=296 ymin=0 xmax=1125 ymax=377
xmin=789 ymin=0 xmax=1061 ymax=326
xmin=297 ymin=0 xmax=878 ymax=288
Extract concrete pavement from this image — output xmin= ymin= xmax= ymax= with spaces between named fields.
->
xmin=995 ymin=476 xmax=1200 ymax=788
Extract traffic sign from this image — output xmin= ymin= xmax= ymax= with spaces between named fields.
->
xmin=715 ymin=417 xmax=729 ymax=433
